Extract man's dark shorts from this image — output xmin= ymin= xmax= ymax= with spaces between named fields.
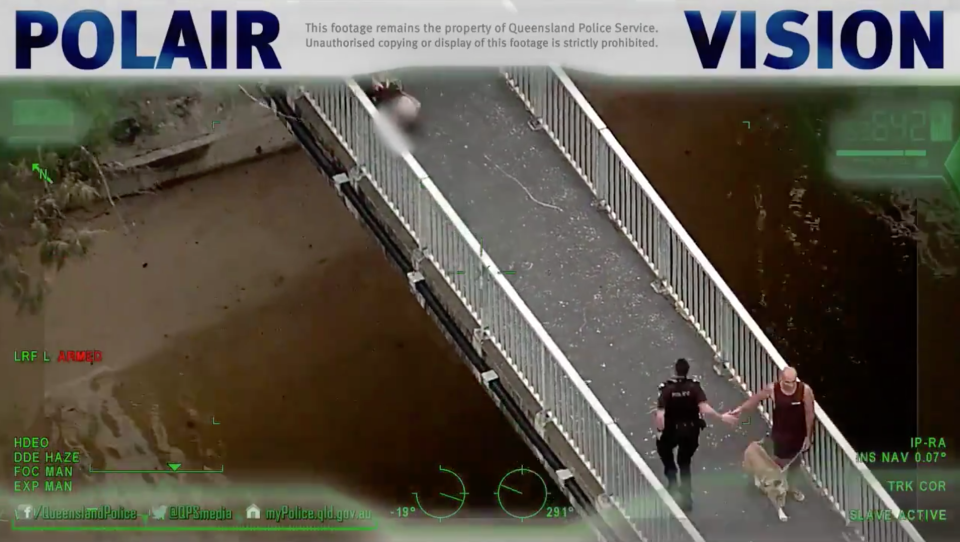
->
xmin=773 ymin=437 xmax=804 ymax=461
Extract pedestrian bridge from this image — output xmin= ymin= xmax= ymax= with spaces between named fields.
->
xmin=271 ymin=68 xmax=925 ymax=542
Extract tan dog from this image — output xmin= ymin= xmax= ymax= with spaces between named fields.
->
xmin=743 ymin=441 xmax=789 ymax=521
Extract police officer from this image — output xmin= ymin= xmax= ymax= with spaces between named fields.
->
xmin=655 ymin=358 xmax=737 ymax=511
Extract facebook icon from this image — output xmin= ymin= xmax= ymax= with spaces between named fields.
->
xmin=16 ymin=504 xmax=34 ymax=520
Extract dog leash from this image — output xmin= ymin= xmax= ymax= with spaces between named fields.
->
xmin=781 ymin=450 xmax=805 ymax=470
xmin=757 ymin=434 xmax=807 ymax=471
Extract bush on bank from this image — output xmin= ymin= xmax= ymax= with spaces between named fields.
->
xmin=0 ymin=84 xmax=158 ymax=313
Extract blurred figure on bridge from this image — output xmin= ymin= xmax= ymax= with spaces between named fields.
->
xmin=730 ymin=366 xmax=814 ymax=502
xmin=656 ymin=358 xmax=738 ymax=512
xmin=362 ymin=73 xmax=421 ymax=134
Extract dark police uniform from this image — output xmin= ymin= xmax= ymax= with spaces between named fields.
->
xmin=656 ymin=376 xmax=707 ymax=508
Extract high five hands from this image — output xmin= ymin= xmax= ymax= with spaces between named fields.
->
xmin=720 ymin=408 xmax=741 ymax=426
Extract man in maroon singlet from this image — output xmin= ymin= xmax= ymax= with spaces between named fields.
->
xmin=730 ymin=367 xmax=814 ymax=501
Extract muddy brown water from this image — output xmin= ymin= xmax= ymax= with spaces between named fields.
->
xmin=0 ymin=151 xmax=585 ymax=540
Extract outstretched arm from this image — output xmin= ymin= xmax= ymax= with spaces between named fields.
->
xmin=733 ymin=383 xmax=775 ymax=414
xmin=695 ymin=384 xmax=735 ymax=424
xmin=699 ymin=401 xmax=722 ymax=420
xmin=803 ymin=384 xmax=815 ymax=443
xmin=702 ymin=401 xmax=739 ymax=425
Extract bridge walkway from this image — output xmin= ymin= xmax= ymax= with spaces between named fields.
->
xmin=401 ymin=70 xmax=850 ymax=542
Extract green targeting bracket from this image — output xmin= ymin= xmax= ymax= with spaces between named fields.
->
xmin=88 ymin=464 xmax=223 ymax=474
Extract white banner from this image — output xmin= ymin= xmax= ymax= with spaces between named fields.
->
xmin=3 ymin=0 xmax=959 ymax=80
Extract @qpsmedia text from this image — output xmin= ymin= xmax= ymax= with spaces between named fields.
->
xmin=261 ymin=505 xmax=374 ymax=523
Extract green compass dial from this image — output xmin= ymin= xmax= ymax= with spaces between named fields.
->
xmin=412 ymin=465 xmax=467 ymax=521
xmin=495 ymin=466 xmax=549 ymax=520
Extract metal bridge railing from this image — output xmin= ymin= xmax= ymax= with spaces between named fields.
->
xmin=292 ymin=81 xmax=704 ymax=542
xmin=501 ymin=66 xmax=925 ymax=542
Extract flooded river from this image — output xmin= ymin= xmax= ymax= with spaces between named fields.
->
xmin=0 ymin=151 xmax=584 ymax=541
